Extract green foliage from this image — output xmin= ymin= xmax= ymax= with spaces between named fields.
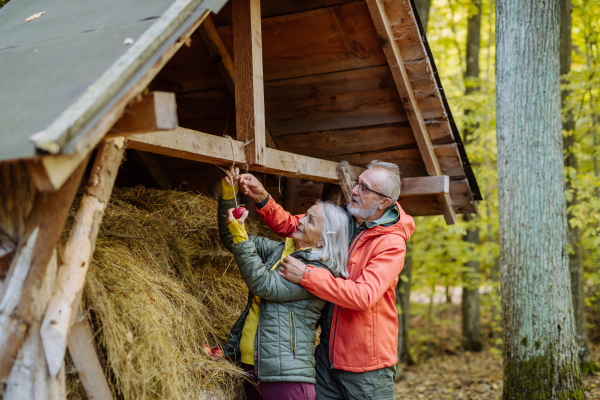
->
xmin=0 ymin=0 xmax=10 ymax=9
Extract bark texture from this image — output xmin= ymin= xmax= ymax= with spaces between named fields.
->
xmin=496 ymin=0 xmax=584 ymax=397
xmin=461 ymin=0 xmax=483 ymax=353
xmin=559 ymin=0 xmax=591 ymax=372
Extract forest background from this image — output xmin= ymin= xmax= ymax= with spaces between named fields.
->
xmin=396 ymin=0 xmax=600 ymax=373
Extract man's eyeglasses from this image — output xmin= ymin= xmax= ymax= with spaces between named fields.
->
xmin=352 ymin=179 xmax=389 ymax=199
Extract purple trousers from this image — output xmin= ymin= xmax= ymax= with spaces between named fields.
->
xmin=242 ymin=363 xmax=316 ymax=400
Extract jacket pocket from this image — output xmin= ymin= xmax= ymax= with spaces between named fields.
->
xmin=289 ymin=311 xmax=297 ymax=359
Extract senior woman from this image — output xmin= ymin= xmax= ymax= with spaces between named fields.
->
xmin=218 ymin=168 xmax=349 ymax=400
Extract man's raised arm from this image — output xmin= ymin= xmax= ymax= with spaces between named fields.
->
xmin=239 ymin=173 xmax=303 ymax=238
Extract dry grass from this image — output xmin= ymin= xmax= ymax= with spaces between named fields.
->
xmin=66 ymin=187 xmax=278 ymax=400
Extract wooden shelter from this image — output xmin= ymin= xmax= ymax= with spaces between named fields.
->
xmin=0 ymin=0 xmax=480 ymax=397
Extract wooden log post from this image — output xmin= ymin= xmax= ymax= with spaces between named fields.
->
xmin=336 ymin=161 xmax=355 ymax=204
xmin=41 ymin=137 xmax=125 ymax=379
xmin=5 ymin=250 xmax=66 ymax=400
xmin=233 ymin=0 xmax=266 ymax=166
xmin=0 ymin=160 xmax=87 ymax=383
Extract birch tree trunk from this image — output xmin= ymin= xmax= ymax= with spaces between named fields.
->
xmin=461 ymin=0 xmax=483 ymax=353
xmin=560 ymin=0 xmax=592 ymax=373
xmin=496 ymin=0 xmax=584 ymax=396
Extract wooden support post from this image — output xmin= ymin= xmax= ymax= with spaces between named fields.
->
xmin=5 ymin=250 xmax=66 ymax=400
xmin=67 ymin=309 xmax=113 ymax=400
xmin=336 ymin=161 xmax=355 ymax=204
xmin=233 ymin=0 xmax=267 ymax=165
xmin=41 ymin=137 xmax=125 ymax=379
xmin=0 ymin=160 xmax=87 ymax=383
xmin=365 ymin=0 xmax=456 ymax=224
xmin=199 ymin=16 xmax=278 ymax=149
xmin=108 ymin=91 xmax=178 ymax=135
xmin=0 ymin=228 xmax=16 ymax=282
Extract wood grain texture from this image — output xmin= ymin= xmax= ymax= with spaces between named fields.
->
xmin=326 ymin=148 xmax=427 ymax=178
xmin=233 ymin=0 xmax=266 ymax=165
xmin=336 ymin=161 xmax=355 ymax=203
xmin=109 ymin=91 xmax=178 ymax=135
xmin=26 ymin=151 xmax=91 ymax=193
xmin=275 ymin=123 xmax=416 ymax=158
xmin=264 ymin=65 xmax=408 ymax=136
xmin=41 ymin=137 xmax=125 ymax=379
xmin=0 ymin=160 xmax=86 ymax=383
xmin=218 ymin=2 xmax=387 ymax=81
xmin=67 ymin=311 xmax=113 ymax=400
xmin=434 ymin=143 xmax=465 ymax=178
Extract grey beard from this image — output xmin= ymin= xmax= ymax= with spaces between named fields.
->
xmin=348 ymin=198 xmax=379 ymax=219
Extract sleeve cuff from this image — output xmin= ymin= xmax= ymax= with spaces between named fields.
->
xmin=300 ymin=264 xmax=315 ymax=287
xmin=256 ymin=194 xmax=270 ymax=210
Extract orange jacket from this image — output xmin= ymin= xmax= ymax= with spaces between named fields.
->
xmin=257 ymin=197 xmax=415 ymax=372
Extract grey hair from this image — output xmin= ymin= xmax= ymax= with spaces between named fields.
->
xmin=315 ymin=201 xmax=350 ymax=278
xmin=367 ymin=160 xmax=402 ymax=203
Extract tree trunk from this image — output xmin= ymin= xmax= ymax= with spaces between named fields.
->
xmin=462 ymin=215 xmax=482 ymax=352
xmin=395 ymin=241 xmax=414 ymax=379
xmin=491 ymin=258 xmax=501 ymax=350
xmin=461 ymin=0 xmax=483 ymax=353
xmin=496 ymin=0 xmax=584 ymax=396
xmin=413 ymin=0 xmax=431 ymax=32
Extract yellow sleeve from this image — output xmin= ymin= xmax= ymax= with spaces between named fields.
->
xmin=221 ymin=179 xmax=239 ymax=200
xmin=228 ymin=219 xmax=249 ymax=244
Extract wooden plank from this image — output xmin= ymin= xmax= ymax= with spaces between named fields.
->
xmin=109 ymin=91 xmax=178 ymax=135
xmin=0 ymin=160 xmax=86 ymax=383
xmin=217 ymin=2 xmax=387 ymax=81
xmin=68 ymin=311 xmax=113 ymax=400
xmin=40 ymin=138 xmax=124 ymax=379
xmin=233 ymin=0 xmax=266 ymax=165
xmin=199 ymin=15 xmax=278 ymax=149
xmin=401 ymin=176 xmax=448 ymax=197
xmin=264 ymin=65 xmax=409 ymax=136
xmin=434 ymin=143 xmax=466 ymax=178
xmin=126 ymin=128 xmax=248 ymax=167
xmin=366 ymin=0 xmax=455 ymax=224
xmin=275 ymin=123 xmax=415 ymax=158
xmin=450 ymin=179 xmax=478 ymax=214
xmin=0 ymin=229 xmax=16 ymax=280
xmin=5 ymin=250 xmax=66 ymax=400
xmin=425 ymin=118 xmax=454 ymax=144
xmin=212 ymin=0 xmax=362 ymax=25
xmin=31 ymin=0 xmax=214 ymax=154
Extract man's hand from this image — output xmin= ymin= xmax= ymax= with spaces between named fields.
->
xmin=278 ymin=256 xmax=307 ymax=284
xmin=224 ymin=166 xmax=240 ymax=186
xmin=239 ymin=174 xmax=269 ymax=203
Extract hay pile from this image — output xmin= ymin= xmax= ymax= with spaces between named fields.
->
xmin=66 ymin=187 xmax=278 ymax=400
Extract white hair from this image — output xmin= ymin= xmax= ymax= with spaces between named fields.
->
xmin=367 ymin=160 xmax=402 ymax=203
xmin=315 ymin=201 xmax=349 ymax=278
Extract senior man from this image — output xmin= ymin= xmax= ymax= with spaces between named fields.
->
xmin=238 ymin=160 xmax=415 ymax=400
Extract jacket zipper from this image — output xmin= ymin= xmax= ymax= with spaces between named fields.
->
xmin=255 ymin=307 xmax=261 ymax=386
xmin=290 ymin=311 xmax=297 ymax=359
xmin=330 ymin=229 xmax=368 ymax=369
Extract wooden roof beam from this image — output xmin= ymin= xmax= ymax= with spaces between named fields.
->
xmin=365 ymin=0 xmax=456 ymax=224
xmin=233 ymin=0 xmax=266 ymax=166
xmin=124 ymin=128 xmax=451 ymax=199
xmin=199 ymin=15 xmax=278 ymax=149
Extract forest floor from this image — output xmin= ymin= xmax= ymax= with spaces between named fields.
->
xmin=393 ymin=301 xmax=600 ymax=399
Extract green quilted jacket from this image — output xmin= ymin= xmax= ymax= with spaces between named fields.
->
xmin=218 ymin=198 xmax=334 ymax=384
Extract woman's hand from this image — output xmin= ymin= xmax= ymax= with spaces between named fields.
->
xmin=226 ymin=208 xmax=249 ymax=225
xmin=239 ymin=174 xmax=269 ymax=203
xmin=278 ymin=256 xmax=307 ymax=284
xmin=224 ymin=166 xmax=240 ymax=187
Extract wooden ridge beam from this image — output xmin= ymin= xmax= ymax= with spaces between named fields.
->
xmin=233 ymin=0 xmax=267 ymax=165
xmin=199 ymin=16 xmax=278 ymax=149
xmin=365 ymin=0 xmax=455 ymax=224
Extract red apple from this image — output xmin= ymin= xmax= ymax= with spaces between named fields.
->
xmin=212 ymin=348 xmax=224 ymax=358
xmin=232 ymin=207 xmax=247 ymax=219
xmin=202 ymin=345 xmax=212 ymax=356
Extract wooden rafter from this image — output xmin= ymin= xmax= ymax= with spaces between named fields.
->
xmin=232 ymin=0 xmax=266 ymax=165
xmin=365 ymin=0 xmax=456 ymax=224
xmin=198 ymin=15 xmax=278 ymax=149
